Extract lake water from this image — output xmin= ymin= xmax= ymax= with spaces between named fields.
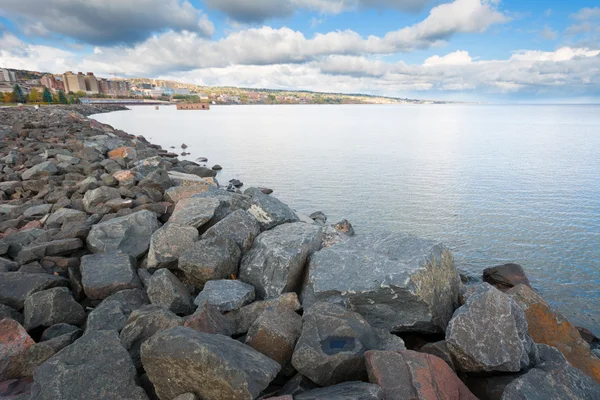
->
xmin=94 ymin=104 xmax=600 ymax=333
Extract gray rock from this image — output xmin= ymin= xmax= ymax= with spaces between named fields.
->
xmin=22 ymin=161 xmax=58 ymax=180
xmin=82 ymin=186 xmax=122 ymax=212
xmin=185 ymin=165 xmax=217 ymax=178
xmin=302 ymin=232 xmax=461 ymax=334
xmin=56 ymin=154 xmax=80 ymax=165
xmin=173 ymin=394 xmax=198 ymax=400
xmin=0 ymin=272 xmax=68 ymax=310
xmin=372 ymin=328 xmax=406 ymax=351
xmin=168 ymin=197 xmax=220 ymax=228
xmin=24 ymin=287 xmax=86 ymax=331
xmin=141 ymin=326 xmax=280 ymax=400
xmin=23 ymin=204 xmax=52 ymax=218
xmin=45 ymin=208 xmax=87 ymax=228
xmin=227 ymin=292 xmax=302 ymax=335
xmin=0 ymin=303 xmax=24 ymax=324
xmin=279 ymin=373 xmax=321 ymax=397
xmin=0 ymin=257 xmax=18 ymax=272
xmin=202 ymin=210 xmax=260 ymax=252
xmin=178 ymin=237 xmax=242 ymax=288
xmin=193 ymin=279 xmax=255 ymax=312
xmin=85 ymin=289 xmax=150 ymax=332
xmin=31 ymin=330 xmax=148 ymax=400
xmin=295 ymin=382 xmax=383 ymax=400
xmin=138 ymin=168 xmax=172 ymax=192
xmin=87 ymin=210 xmax=160 ymax=258
xmin=183 ymin=302 xmax=234 ymax=336
xmin=501 ymin=344 xmax=600 ymax=399
xmin=446 ymin=284 xmax=535 ymax=373
xmin=420 ymin=340 xmax=456 ymax=371
xmin=120 ymin=305 xmax=183 ymax=368
xmin=80 ymin=252 xmax=142 ymax=300
xmin=147 ymin=269 xmax=194 ymax=315
xmin=146 ymin=223 xmax=199 ymax=268
xmin=17 ymin=238 xmax=83 ymax=264
xmin=309 ymin=211 xmax=327 ymax=224
xmin=291 ymin=302 xmax=378 ymax=386
xmin=240 ymin=222 xmax=322 ymax=300
xmin=245 ymin=187 xmax=300 ymax=230
xmin=1 ymin=229 xmax=46 ymax=258
xmin=40 ymin=324 xmax=81 ymax=342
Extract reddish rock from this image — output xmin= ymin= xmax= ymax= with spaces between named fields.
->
xmin=112 ymin=170 xmax=137 ymax=185
xmin=107 ymin=147 xmax=136 ymax=160
xmin=20 ymin=221 xmax=43 ymax=231
xmin=0 ymin=377 xmax=33 ymax=398
xmin=184 ymin=302 xmax=233 ymax=336
xmin=365 ymin=350 xmax=478 ymax=400
xmin=0 ymin=319 xmax=35 ymax=381
xmin=483 ymin=263 xmax=531 ymax=291
xmin=508 ymin=284 xmax=600 ymax=384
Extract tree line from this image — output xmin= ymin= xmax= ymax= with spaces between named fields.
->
xmin=1 ymin=84 xmax=77 ymax=105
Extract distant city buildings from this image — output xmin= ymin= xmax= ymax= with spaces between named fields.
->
xmin=0 ymin=68 xmax=17 ymax=82
xmin=62 ymin=71 xmax=87 ymax=93
xmin=84 ymin=73 xmax=99 ymax=93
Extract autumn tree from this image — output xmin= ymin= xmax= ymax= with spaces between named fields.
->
xmin=28 ymin=88 xmax=40 ymax=103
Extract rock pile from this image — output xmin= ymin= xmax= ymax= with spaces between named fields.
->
xmin=1 ymin=106 xmax=599 ymax=400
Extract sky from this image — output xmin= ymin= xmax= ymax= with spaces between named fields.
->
xmin=0 ymin=0 xmax=599 ymax=102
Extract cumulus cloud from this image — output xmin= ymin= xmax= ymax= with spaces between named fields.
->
xmin=0 ymin=0 xmax=214 ymax=45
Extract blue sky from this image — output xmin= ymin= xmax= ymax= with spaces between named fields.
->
xmin=0 ymin=0 xmax=599 ymax=102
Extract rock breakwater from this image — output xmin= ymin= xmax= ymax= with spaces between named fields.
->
xmin=0 ymin=105 xmax=599 ymax=399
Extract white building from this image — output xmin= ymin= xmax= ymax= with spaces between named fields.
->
xmin=0 ymin=69 xmax=17 ymax=82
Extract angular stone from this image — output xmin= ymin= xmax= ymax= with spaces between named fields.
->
xmin=82 ymin=186 xmax=121 ymax=212
xmin=302 ymin=232 xmax=461 ymax=334
xmin=365 ymin=350 xmax=477 ymax=400
xmin=240 ymin=222 xmax=321 ymax=299
xmin=295 ymin=382 xmax=383 ymax=400
xmin=40 ymin=324 xmax=81 ymax=342
xmin=56 ymin=154 xmax=80 ymax=165
xmin=31 ymin=330 xmax=148 ymax=400
xmin=228 ymin=293 xmax=301 ymax=335
xmin=168 ymin=197 xmax=220 ymax=228
xmin=147 ymin=269 xmax=193 ymax=315
xmin=85 ymin=288 xmax=150 ymax=332
xmin=202 ymin=210 xmax=261 ymax=252
xmin=80 ymin=252 xmax=142 ymax=300
xmin=246 ymin=305 xmax=302 ymax=367
xmin=185 ymin=165 xmax=217 ymax=178
xmin=138 ymin=169 xmax=172 ymax=192
xmin=24 ymin=287 xmax=86 ymax=331
xmin=178 ymin=237 xmax=241 ymax=288
xmin=164 ymin=185 xmax=212 ymax=203
xmin=0 ymin=304 xmax=24 ymax=325
xmin=332 ymin=219 xmax=355 ymax=236
xmin=141 ymin=326 xmax=280 ymax=400
xmin=245 ymin=187 xmax=300 ymax=230
xmin=291 ymin=302 xmax=378 ymax=386
xmin=87 ymin=210 xmax=160 ymax=258
xmin=0 ymin=319 xmax=34 ymax=381
xmin=22 ymin=161 xmax=57 ymax=181
xmin=279 ymin=373 xmax=320 ymax=397
xmin=483 ymin=263 xmax=532 ymax=291
xmin=0 ymin=257 xmax=18 ymax=272
xmin=0 ymin=272 xmax=68 ymax=310
xmin=23 ymin=204 xmax=52 ymax=218
xmin=193 ymin=279 xmax=255 ymax=312
xmin=17 ymin=239 xmax=83 ymax=264
xmin=446 ymin=284 xmax=535 ymax=373
xmin=508 ymin=284 xmax=600 ymax=383
xmin=184 ymin=302 xmax=234 ymax=336
xmin=167 ymin=171 xmax=218 ymax=188
xmin=120 ymin=305 xmax=183 ymax=368
xmin=420 ymin=340 xmax=456 ymax=371
xmin=108 ymin=147 xmax=136 ymax=160
xmin=146 ymin=223 xmax=198 ymax=268
xmin=45 ymin=208 xmax=87 ymax=228
xmin=372 ymin=328 xmax=406 ymax=351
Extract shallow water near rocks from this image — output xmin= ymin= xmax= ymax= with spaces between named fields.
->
xmin=94 ymin=104 xmax=600 ymax=334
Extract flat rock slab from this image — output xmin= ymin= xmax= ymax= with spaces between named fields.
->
xmin=17 ymin=239 xmax=83 ymax=264
xmin=302 ymin=231 xmax=461 ymax=334
xmin=193 ymin=279 xmax=255 ymax=312
xmin=147 ymin=223 xmax=199 ymax=268
xmin=168 ymin=197 xmax=220 ymax=228
xmin=446 ymin=284 xmax=535 ymax=373
xmin=295 ymin=382 xmax=383 ymax=400
xmin=80 ymin=252 xmax=142 ymax=300
xmin=141 ymin=326 xmax=280 ymax=400
xmin=0 ymin=272 xmax=68 ymax=310
xmin=240 ymin=222 xmax=322 ymax=299
xmin=24 ymin=287 xmax=86 ymax=331
xmin=87 ymin=210 xmax=160 ymax=258
xmin=245 ymin=187 xmax=299 ymax=230
xmin=31 ymin=330 xmax=148 ymax=400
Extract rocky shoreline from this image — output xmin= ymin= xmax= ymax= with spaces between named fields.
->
xmin=0 ymin=105 xmax=599 ymax=400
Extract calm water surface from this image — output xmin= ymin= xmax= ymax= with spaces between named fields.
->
xmin=94 ymin=104 xmax=600 ymax=333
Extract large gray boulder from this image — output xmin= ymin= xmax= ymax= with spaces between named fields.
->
xmin=80 ymin=252 xmax=143 ymax=300
xmin=168 ymin=197 xmax=220 ymax=228
xmin=301 ymin=232 xmax=461 ymax=334
xmin=0 ymin=272 xmax=68 ymax=310
xmin=501 ymin=344 xmax=600 ymax=399
xmin=227 ymin=293 xmax=302 ymax=335
xmin=147 ymin=269 xmax=194 ymax=315
xmin=31 ymin=330 xmax=148 ymax=400
xmin=193 ymin=279 xmax=255 ymax=312
xmin=202 ymin=210 xmax=261 ymax=252
xmin=85 ymin=289 xmax=150 ymax=332
xmin=291 ymin=302 xmax=378 ymax=386
xmin=239 ymin=222 xmax=322 ymax=299
xmin=141 ymin=326 xmax=280 ymax=400
xmin=146 ymin=223 xmax=199 ymax=268
xmin=83 ymin=186 xmax=121 ymax=212
xmin=245 ymin=187 xmax=300 ymax=230
xmin=446 ymin=284 xmax=535 ymax=373
xmin=87 ymin=210 xmax=160 ymax=258
xmin=24 ymin=287 xmax=86 ymax=331
xmin=178 ymin=237 xmax=242 ymax=288
xmin=45 ymin=208 xmax=87 ymax=228
xmin=295 ymin=382 xmax=383 ymax=400
xmin=22 ymin=161 xmax=58 ymax=181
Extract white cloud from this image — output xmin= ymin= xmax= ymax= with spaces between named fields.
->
xmin=539 ymin=25 xmax=557 ymax=40
xmin=424 ymin=50 xmax=473 ymax=66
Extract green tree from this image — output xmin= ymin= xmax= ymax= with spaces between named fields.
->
xmin=74 ymin=90 xmax=86 ymax=98
xmin=267 ymin=94 xmax=276 ymax=104
xmin=57 ymin=90 xmax=68 ymax=104
xmin=28 ymin=88 xmax=40 ymax=103
xmin=12 ymin=84 xmax=25 ymax=103
xmin=42 ymin=87 xmax=53 ymax=103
